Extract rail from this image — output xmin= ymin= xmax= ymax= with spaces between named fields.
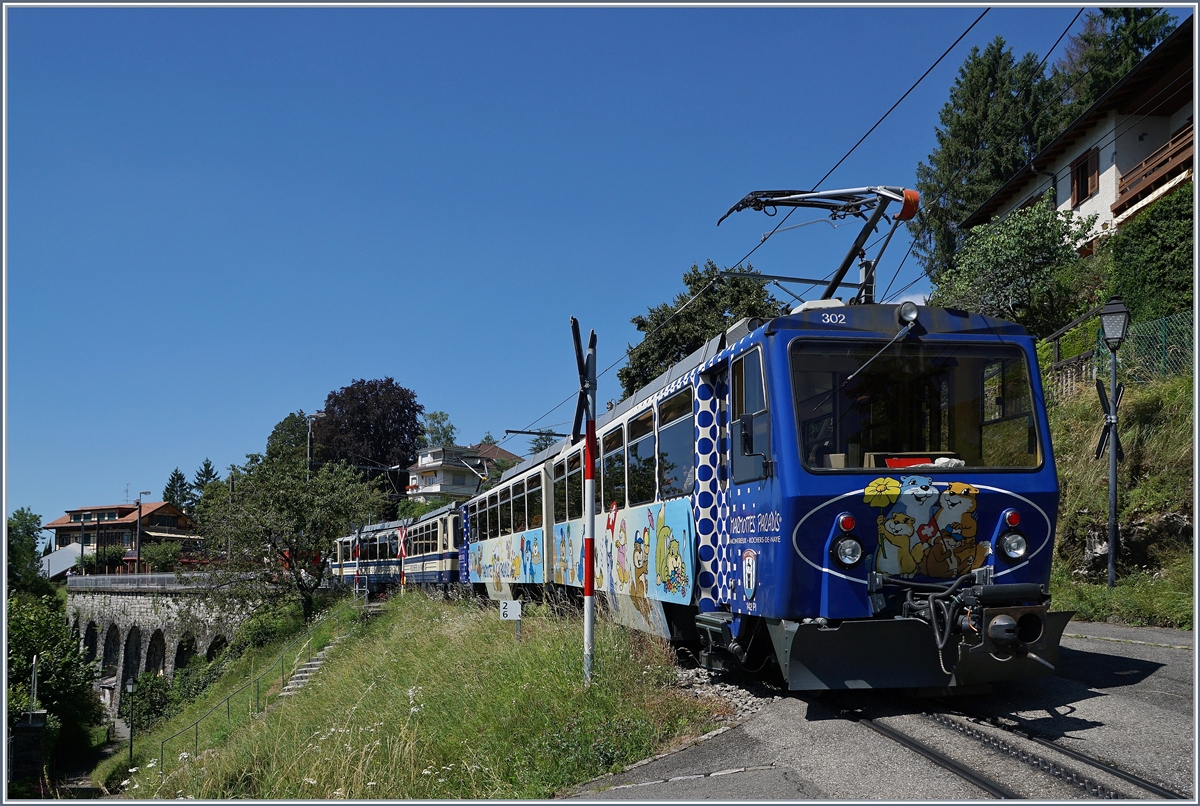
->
xmin=67 ymin=573 xmax=203 ymax=591
xmin=154 ymin=591 xmax=367 ymax=779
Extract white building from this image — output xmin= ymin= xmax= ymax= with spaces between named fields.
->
xmin=963 ymin=16 xmax=1192 ymax=239
xmin=406 ymin=443 xmax=522 ymax=501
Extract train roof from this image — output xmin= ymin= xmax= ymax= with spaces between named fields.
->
xmin=346 ymin=502 xmax=458 ymax=538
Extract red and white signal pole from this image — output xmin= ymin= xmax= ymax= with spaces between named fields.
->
xmin=571 ymin=318 xmax=597 ymax=684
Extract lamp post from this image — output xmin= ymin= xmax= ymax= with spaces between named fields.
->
xmin=307 ymin=411 xmax=326 ymax=481
xmin=126 ymin=679 xmax=136 ymax=769
xmin=1097 ymin=296 xmax=1130 ymax=589
xmin=136 ymin=492 xmax=151 ymax=575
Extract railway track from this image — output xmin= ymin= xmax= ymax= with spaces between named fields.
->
xmin=819 ymin=693 xmax=1185 ymax=800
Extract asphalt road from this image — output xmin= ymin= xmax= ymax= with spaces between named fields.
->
xmin=563 ymin=621 xmax=1193 ymax=800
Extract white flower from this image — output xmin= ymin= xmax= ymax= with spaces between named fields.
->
xmin=120 ymin=780 xmax=131 ymax=787
xmin=178 ymin=752 xmax=190 ymax=761
xmin=128 ymin=766 xmax=139 ymax=773
xmin=146 ymin=759 xmax=157 ymax=768
xmin=366 ymin=782 xmax=376 ymax=788
xmin=304 ymin=778 xmax=318 ymax=785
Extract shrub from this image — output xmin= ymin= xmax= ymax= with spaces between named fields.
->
xmin=1107 ymin=181 xmax=1193 ymax=321
xmin=141 ymin=541 xmax=181 ymax=572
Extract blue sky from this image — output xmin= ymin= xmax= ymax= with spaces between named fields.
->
xmin=6 ymin=5 xmax=1114 ymax=542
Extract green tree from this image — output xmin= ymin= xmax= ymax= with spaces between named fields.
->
xmin=478 ymin=431 xmax=499 ymax=446
xmin=141 ymin=541 xmax=182 ymax=572
xmin=422 ymin=411 xmax=459 ymax=447
xmin=7 ymin=595 xmax=104 ymax=761
xmin=1106 ymin=182 xmax=1193 ymax=322
xmin=931 ymin=192 xmax=1096 ymax=337
xmin=193 ymin=458 xmax=221 ymax=492
xmin=163 ymin=467 xmax=190 ymax=511
xmin=528 ymin=430 xmax=560 ymax=454
xmin=617 ymin=261 xmax=787 ymax=399
xmin=910 ymin=37 xmax=1059 ymax=281
xmin=200 ymin=458 xmax=383 ymax=620
xmin=265 ymin=410 xmax=310 ymax=466
xmin=1051 ymin=9 xmax=1177 ymax=129
xmin=7 ymin=508 xmax=54 ymax=598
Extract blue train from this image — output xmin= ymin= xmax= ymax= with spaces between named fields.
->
xmin=344 ymin=186 xmax=1071 ymax=690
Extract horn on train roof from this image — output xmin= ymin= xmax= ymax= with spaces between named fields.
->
xmin=718 ymin=186 xmax=919 ymax=304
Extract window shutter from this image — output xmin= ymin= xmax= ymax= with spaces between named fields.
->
xmin=1088 ymin=149 xmax=1099 ymax=197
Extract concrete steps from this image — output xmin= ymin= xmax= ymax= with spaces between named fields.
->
xmin=278 ymin=637 xmax=341 ymax=697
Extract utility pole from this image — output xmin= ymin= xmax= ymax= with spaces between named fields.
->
xmin=136 ymin=492 xmax=151 ymax=575
xmin=307 ymin=411 xmax=326 ymax=481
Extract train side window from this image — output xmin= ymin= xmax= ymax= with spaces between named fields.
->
xmin=627 ymin=409 xmax=656 ymax=506
xmin=512 ymin=480 xmax=527 ymax=533
xmin=567 ymin=452 xmax=583 ymax=520
xmin=369 ymin=538 xmax=378 ymax=561
xmin=602 ymin=427 xmax=625 ymax=510
xmin=528 ymin=475 xmax=543 ymax=528
xmin=451 ymin=515 xmax=461 ymax=549
xmin=468 ymin=503 xmax=478 ymax=543
xmin=499 ymin=487 xmax=512 ymax=536
xmin=658 ymin=388 xmax=695 ymax=498
xmin=487 ymin=492 xmax=499 ymax=539
xmin=553 ymin=461 xmax=566 ymax=524
xmin=732 ymin=348 xmax=770 ymax=483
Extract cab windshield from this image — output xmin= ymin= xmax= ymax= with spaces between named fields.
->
xmin=790 ymin=339 xmax=1041 ymax=471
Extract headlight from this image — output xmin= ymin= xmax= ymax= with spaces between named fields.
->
xmin=999 ymin=532 xmax=1027 ymax=560
xmin=832 ymin=536 xmax=863 ymax=568
xmin=897 ymin=301 xmax=919 ymax=324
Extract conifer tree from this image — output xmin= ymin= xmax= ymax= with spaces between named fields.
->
xmin=163 ymin=467 xmax=190 ymax=511
xmin=909 ymin=37 xmax=1058 ymax=281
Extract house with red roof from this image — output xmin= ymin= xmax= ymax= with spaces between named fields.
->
xmin=42 ymin=501 xmax=201 ymax=573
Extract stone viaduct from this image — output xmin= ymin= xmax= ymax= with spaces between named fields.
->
xmin=67 ymin=574 xmax=245 ymax=714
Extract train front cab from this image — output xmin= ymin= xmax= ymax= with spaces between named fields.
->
xmin=704 ymin=303 xmax=1071 ymax=690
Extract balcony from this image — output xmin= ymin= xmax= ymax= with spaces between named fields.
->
xmin=1113 ymin=122 xmax=1194 ymax=219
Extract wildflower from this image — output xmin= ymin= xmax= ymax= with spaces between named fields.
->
xmin=146 ymin=759 xmax=157 ymax=768
xmin=128 ymin=767 xmax=139 ymax=773
xmin=178 ymin=752 xmax=190 ymax=762
xmin=121 ymin=780 xmax=131 ymax=787
xmin=304 ymin=778 xmax=318 ymax=785
xmin=366 ymin=782 xmax=376 ymax=788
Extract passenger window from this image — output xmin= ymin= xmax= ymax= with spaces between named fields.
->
xmin=627 ymin=409 xmax=656 ymax=506
xmin=527 ymin=476 xmax=543 ymax=528
xmin=553 ymin=461 xmax=566 ymax=524
xmin=602 ymin=427 xmax=625 ymax=510
xmin=499 ymin=487 xmax=512 ymax=536
xmin=512 ymin=480 xmax=527 ymax=533
xmin=732 ymin=349 xmax=770 ymax=483
xmin=487 ymin=492 xmax=499 ymax=539
xmin=567 ymin=452 xmax=583 ymax=520
xmin=658 ymin=389 xmax=694 ymax=499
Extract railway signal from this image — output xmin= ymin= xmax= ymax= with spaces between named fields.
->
xmin=570 ymin=317 xmax=597 ymax=685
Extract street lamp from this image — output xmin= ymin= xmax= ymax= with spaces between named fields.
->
xmin=125 ymin=679 xmax=136 ymax=770
xmin=1097 ymin=296 xmax=1130 ymax=588
xmin=136 ymin=492 xmax=152 ymax=575
xmin=307 ymin=411 xmax=326 ymax=481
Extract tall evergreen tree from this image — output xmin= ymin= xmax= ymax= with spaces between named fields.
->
xmin=617 ymin=260 xmax=787 ymax=399
xmin=910 ymin=37 xmax=1058 ymax=281
xmin=163 ymin=467 xmax=190 ymax=511
xmin=1051 ymin=8 xmax=1177 ymax=130
xmin=193 ymin=458 xmax=221 ymax=491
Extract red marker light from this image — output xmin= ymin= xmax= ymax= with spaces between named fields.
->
xmin=1004 ymin=510 xmax=1021 ymax=528
xmin=838 ymin=514 xmax=856 ymax=532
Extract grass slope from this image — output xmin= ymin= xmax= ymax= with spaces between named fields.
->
xmin=135 ymin=594 xmax=726 ymax=799
xmin=1048 ymin=374 xmax=1193 ymax=628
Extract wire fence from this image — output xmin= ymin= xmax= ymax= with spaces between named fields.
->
xmin=1094 ymin=309 xmax=1194 ymax=383
xmin=1045 ymin=310 xmax=1193 ymax=398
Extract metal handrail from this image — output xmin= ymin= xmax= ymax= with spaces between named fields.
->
xmin=155 ymin=591 xmax=365 ymax=778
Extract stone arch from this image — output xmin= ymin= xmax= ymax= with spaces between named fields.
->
xmin=145 ymin=629 xmax=167 ymax=676
xmin=173 ymin=633 xmax=197 ymax=673
xmin=82 ymin=622 xmax=99 ymax=664
xmin=121 ymin=626 xmax=142 ymax=685
xmin=205 ymin=635 xmax=228 ymax=662
xmin=101 ymin=625 xmax=121 ymax=679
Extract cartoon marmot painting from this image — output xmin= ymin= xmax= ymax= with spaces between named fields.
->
xmin=874 ymin=512 xmax=924 ymax=577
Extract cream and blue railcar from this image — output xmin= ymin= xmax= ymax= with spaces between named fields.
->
xmin=335 ymin=505 xmax=461 ymax=591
